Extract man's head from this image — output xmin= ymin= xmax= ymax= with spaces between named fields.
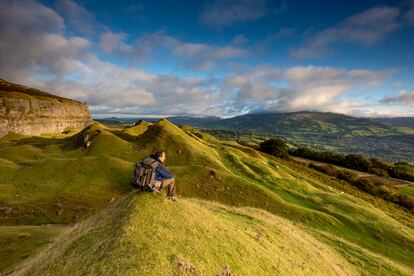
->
xmin=154 ymin=151 xmax=166 ymax=163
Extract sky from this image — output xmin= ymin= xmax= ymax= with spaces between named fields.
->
xmin=0 ymin=0 xmax=414 ymax=118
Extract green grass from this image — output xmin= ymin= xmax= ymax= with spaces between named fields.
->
xmin=1 ymin=119 xmax=414 ymax=274
xmin=123 ymin=120 xmax=152 ymax=136
xmin=16 ymin=193 xmax=365 ymax=275
xmin=0 ymin=225 xmax=68 ymax=274
xmin=0 ymin=123 xmax=147 ymax=224
xmin=399 ymin=185 xmax=414 ymax=197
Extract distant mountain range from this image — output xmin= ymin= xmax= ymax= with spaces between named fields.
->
xmin=167 ymin=112 xmax=414 ymax=136
xmin=96 ymin=111 xmax=414 ymax=137
xmin=96 ymin=111 xmax=414 ymax=163
xmin=372 ymin=117 xmax=414 ymax=129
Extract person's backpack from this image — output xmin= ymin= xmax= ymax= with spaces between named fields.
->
xmin=131 ymin=157 xmax=160 ymax=191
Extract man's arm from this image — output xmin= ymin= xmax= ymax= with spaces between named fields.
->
xmin=156 ymin=164 xmax=173 ymax=179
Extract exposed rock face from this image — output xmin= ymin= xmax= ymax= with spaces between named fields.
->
xmin=0 ymin=78 xmax=92 ymax=137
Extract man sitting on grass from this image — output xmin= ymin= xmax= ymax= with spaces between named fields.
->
xmin=151 ymin=151 xmax=177 ymax=201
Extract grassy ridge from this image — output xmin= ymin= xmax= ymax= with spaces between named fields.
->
xmin=16 ymin=194 xmax=361 ymax=275
xmin=1 ymin=119 xmax=414 ymax=274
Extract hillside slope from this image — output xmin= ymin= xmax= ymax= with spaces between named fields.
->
xmin=373 ymin=117 xmax=414 ymax=129
xmin=1 ymin=119 xmax=413 ymax=274
xmin=168 ymin=112 xmax=414 ymax=136
xmin=97 ymin=112 xmax=414 ymax=162
xmin=15 ymin=194 xmax=361 ymax=275
xmin=168 ymin=112 xmax=414 ymax=162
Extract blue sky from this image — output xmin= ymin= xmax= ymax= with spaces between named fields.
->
xmin=1 ymin=0 xmax=414 ymax=117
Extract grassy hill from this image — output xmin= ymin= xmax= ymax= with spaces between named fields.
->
xmin=96 ymin=112 xmax=414 ymax=162
xmin=170 ymin=112 xmax=414 ymax=136
xmin=373 ymin=117 xmax=414 ymax=129
xmin=165 ymin=112 xmax=414 ymax=163
xmin=1 ymin=119 xmax=414 ymax=274
xmin=16 ymin=194 xmax=359 ymax=275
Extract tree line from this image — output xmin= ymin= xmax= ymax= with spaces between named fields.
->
xmin=289 ymin=146 xmax=414 ymax=182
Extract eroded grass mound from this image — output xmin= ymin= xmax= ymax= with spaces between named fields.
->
xmin=17 ymin=193 xmax=359 ymax=275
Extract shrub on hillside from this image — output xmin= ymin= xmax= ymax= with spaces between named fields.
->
xmin=352 ymin=177 xmax=414 ymax=211
xmin=291 ymin=147 xmax=414 ymax=183
xmin=367 ymin=167 xmax=389 ymax=177
xmin=390 ymin=162 xmax=414 ymax=182
xmin=290 ymin=147 xmax=315 ymax=159
xmin=398 ymin=195 xmax=414 ymax=211
xmin=308 ymin=163 xmax=338 ymax=177
xmin=337 ymin=170 xmax=358 ymax=182
xmin=308 ymin=163 xmax=326 ymax=173
xmin=370 ymin=158 xmax=394 ymax=172
xmin=344 ymin=154 xmax=372 ymax=171
xmin=291 ymin=148 xmax=349 ymax=167
xmin=307 ymin=162 xmax=414 ymax=211
xmin=320 ymin=151 xmax=346 ymax=166
xmin=259 ymin=138 xmax=289 ymax=158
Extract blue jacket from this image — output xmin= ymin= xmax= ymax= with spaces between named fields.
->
xmin=155 ymin=159 xmax=173 ymax=180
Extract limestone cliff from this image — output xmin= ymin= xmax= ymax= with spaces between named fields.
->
xmin=0 ymin=78 xmax=92 ymax=137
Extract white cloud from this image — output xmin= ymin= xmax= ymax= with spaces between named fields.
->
xmin=174 ymin=43 xmax=248 ymax=70
xmin=349 ymin=105 xmax=414 ymax=117
xmin=403 ymin=0 xmax=414 ymax=25
xmin=287 ymin=84 xmax=351 ymax=110
xmin=55 ymin=0 xmax=98 ymax=36
xmin=283 ymin=66 xmax=344 ymax=86
xmin=346 ymin=69 xmax=391 ymax=86
xmin=31 ymin=56 xmax=224 ymax=115
xmin=0 ymin=0 xmax=64 ymax=33
xmin=1 ymin=0 xmax=410 ymax=118
xmin=291 ymin=6 xmax=400 ymax=59
xmin=226 ymin=75 xmax=249 ymax=87
xmin=380 ymin=91 xmax=414 ymax=106
xmin=405 ymin=9 xmax=414 ymax=25
xmin=0 ymin=1 xmax=91 ymax=80
xmin=99 ymin=31 xmax=248 ymax=70
xmin=0 ymin=1 xmax=225 ymax=116
xmin=99 ymin=31 xmax=128 ymax=53
xmin=231 ymin=35 xmax=248 ymax=45
xmin=224 ymin=65 xmax=390 ymax=114
xmin=271 ymin=27 xmax=296 ymax=40
xmin=200 ymin=0 xmax=268 ymax=28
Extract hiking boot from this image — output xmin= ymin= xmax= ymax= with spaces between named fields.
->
xmin=167 ymin=196 xmax=177 ymax=201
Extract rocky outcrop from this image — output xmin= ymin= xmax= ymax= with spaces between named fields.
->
xmin=0 ymin=78 xmax=92 ymax=137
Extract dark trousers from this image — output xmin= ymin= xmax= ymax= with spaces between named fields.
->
xmin=161 ymin=177 xmax=176 ymax=197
